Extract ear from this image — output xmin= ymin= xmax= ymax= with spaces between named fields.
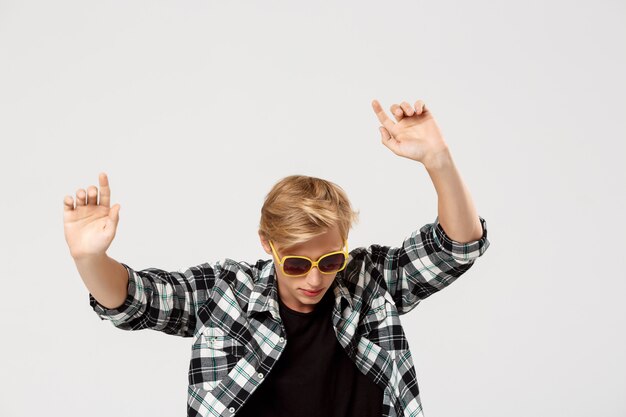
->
xmin=258 ymin=230 xmax=272 ymax=255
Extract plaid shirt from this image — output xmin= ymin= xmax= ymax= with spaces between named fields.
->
xmin=89 ymin=215 xmax=490 ymax=417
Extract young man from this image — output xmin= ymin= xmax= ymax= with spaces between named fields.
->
xmin=63 ymin=99 xmax=490 ymax=417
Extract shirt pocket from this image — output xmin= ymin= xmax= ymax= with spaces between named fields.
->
xmin=204 ymin=326 xmax=229 ymax=352
xmin=203 ymin=325 xmax=247 ymax=357
xmin=360 ymin=296 xmax=393 ymax=346
xmin=189 ymin=325 xmax=246 ymax=391
xmin=361 ymin=296 xmax=388 ymax=331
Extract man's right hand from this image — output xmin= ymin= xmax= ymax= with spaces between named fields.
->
xmin=63 ymin=172 xmax=121 ymax=260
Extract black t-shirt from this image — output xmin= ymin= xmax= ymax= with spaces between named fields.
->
xmin=236 ymin=287 xmax=384 ymax=417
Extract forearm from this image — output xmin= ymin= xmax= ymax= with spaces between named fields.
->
xmin=423 ymin=148 xmax=483 ymax=243
xmin=74 ymin=254 xmax=129 ymax=309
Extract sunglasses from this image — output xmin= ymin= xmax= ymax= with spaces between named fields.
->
xmin=269 ymin=239 xmax=349 ymax=277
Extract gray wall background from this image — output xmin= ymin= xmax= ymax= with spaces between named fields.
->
xmin=1 ymin=0 xmax=624 ymax=416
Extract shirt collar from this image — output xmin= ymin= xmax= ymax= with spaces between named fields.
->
xmin=246 ymin=259 xmax=354 ymax=320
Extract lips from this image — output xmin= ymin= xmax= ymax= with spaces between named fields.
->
xmin=301 ymin=288 xmax=323 ymax=296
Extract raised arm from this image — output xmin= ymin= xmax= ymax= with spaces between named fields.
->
xmin=368 ymin=99 xmax=491 ymax=313
xmin=63 ymin=172 xmax=127 ymax=306
xmin=87 ymin=261 xmax=216 ymax=337
xmin=364 ymin=215 xmax=489 ymax=314
xmin=63 ymin=172 xmax=214 ymax=337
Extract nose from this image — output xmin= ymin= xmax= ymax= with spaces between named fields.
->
xmin=305 ymin=266 xmax=324 ymax=287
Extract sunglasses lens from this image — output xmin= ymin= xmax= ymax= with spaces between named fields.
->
xmin=283 ymin=258 xmax=312 ymax=276
xmin=319 ymin=253 xmax=346 ymax=273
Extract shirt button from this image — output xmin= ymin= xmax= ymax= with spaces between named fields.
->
xmin=228 ymin=406 xmax=235 ymax=413
xmin=279 ymin=337 xmax=285 ymax=343
xmin=258 ymin=372 xmax=264 ymax=379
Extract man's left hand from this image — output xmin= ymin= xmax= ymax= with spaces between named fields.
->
xmin=371 ymin=99 xmax=450 ymax=167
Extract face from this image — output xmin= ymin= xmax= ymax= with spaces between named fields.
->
xmin=259 ymin=226 xmax=345 ymax=314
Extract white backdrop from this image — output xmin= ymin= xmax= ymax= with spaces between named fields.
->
xmin=1 ymin=0 xmax=624 ymax=416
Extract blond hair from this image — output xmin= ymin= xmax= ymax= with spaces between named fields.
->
xmin=259 ymin=175 xmax=360 ymax=250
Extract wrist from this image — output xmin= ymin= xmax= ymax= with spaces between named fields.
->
xmin=422 ymin=147 xmax=452 ymax=172
xmin=72 ymin=252 xmax=109 ymax=263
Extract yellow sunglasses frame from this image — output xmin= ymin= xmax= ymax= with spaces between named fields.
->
xmin=269 ymin=239 xmax=349 ymax=277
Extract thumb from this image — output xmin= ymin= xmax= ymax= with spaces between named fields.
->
xmin=379 ymin=126 xmax=400 ymax=154
xmin=108 ymin=204 xmax=121 ymax=228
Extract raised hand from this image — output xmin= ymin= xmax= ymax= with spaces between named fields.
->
xmin=63 ymin=172 xmax=121 ymax=259
xmin=371 ymin=99 xmax=450 ymax=167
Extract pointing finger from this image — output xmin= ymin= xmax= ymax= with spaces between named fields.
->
xmin=98 ymin=172 xmax=111 ymax=208
xmin=371 ymin=99 xmax=396 ymax=133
